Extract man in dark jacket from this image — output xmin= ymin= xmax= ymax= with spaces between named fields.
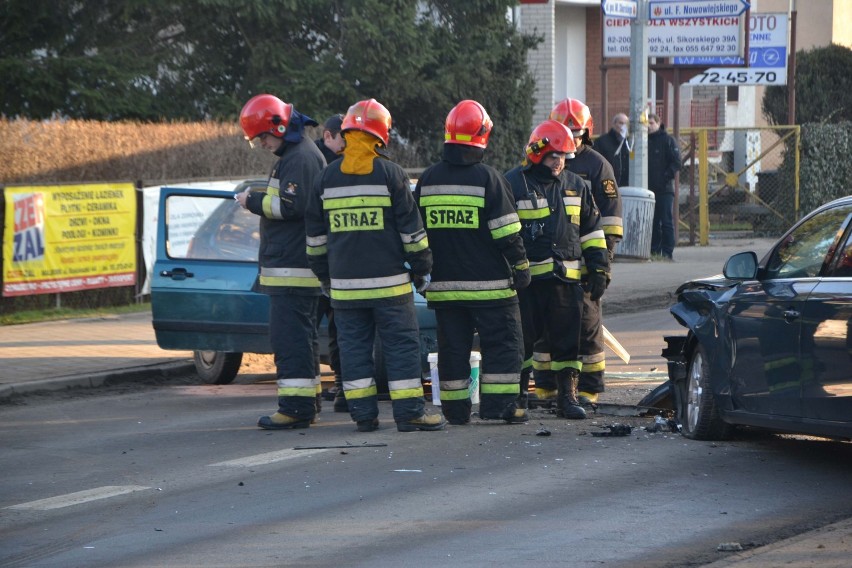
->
xmin=237 ymin=93 xmax=326 ymax=430
xmin=593 ymin=113 xmax=631 ymax=187
xmin=314 ymin=113 xmax=346 ymax=412
xmin=315 ymin=114 xmax=345 ymax=165
xmin=647 ymin=113 xmax=682 ymax=260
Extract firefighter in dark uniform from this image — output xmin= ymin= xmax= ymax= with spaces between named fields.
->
xmin=550 ymin=98 xmax=623 ymax=406
xmin=236 ymin=94 xmax=326 ymax=430
xmin=305 ymin=98 xmax=445 ymax=433
xmin=505 ymin=120 xmax=609 ymax=419
xmin=414 ymin=100 xmax=531 ymax=425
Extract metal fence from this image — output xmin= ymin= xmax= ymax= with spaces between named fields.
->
xmin=675 ymin=125 xmax=801 ymax=245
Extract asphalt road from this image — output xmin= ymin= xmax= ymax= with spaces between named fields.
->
xmin=3 ymin=309 xmax=852 ymax=568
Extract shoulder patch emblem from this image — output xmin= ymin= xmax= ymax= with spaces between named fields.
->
xmin=602 ymin=179 xmax=618 ymax=199
xmin=285 ymin=182 xmax=298 ymax=194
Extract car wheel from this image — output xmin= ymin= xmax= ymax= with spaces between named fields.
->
xmin=680 ymin=345 xmax=735 ymax=440
xmin=193 ymin=351 xmax=243 ymax=385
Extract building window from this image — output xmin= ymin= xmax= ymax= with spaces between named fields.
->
xmin=727 ymin=86 xmax=739 ymax=102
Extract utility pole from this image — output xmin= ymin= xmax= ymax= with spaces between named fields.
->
xmin=628 ymin=0 xmax=649 ymax=189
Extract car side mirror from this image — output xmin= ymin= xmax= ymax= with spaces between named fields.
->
xmin=723 ymin=251 xmax=758 ymax=280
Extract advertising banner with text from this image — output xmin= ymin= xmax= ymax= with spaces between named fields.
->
xmin=3 ymin=183 xmax=137 ymax=297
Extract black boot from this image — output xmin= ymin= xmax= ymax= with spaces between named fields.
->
xmin=332 ymin=376 xmax=348 ymax=413
xmin=556 ymin=369 xmax=586 ymax=419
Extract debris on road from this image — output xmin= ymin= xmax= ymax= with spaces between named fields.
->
xmin=590 ymin=424 xmax=633 ymax=437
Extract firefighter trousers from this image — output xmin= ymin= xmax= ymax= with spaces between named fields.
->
xmin=434 ymin=304 xmax=523 ymax=422
xmin=518 ymin=279 xmax=584 ymax=385
xmin=335 ymin=301 xmax=426 ymax=424
xmin=270 ymin=294 xmax=320 ymax=420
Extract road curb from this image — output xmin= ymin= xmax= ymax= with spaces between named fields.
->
xmin=0 ymin=360 xmax=195 ymax=402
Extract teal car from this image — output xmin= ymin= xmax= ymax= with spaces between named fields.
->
xmin=151 ymin=181 xmax=438 ymax=386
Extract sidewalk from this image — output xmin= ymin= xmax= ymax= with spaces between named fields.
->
xmin=0 ymin=235 xmax=774 ymax=401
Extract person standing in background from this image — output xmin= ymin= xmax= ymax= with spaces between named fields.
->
xmin=314 ymin=113 xmax=346 ymax=412
xmin=315 ymin=114 xmax=345 ymax=165
xmin=236 ymin=93 xmax=325 ymax=430
xmin=593 ymin=113 xmax=631 ymax=188
xmin=647 ymin=113 xmax=682 ymax=261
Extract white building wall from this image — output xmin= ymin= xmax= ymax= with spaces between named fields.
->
xmin=553 ymin=5 xmax=588 ymax=120
xmin=521 ymin=3 xmax=555 ymax=124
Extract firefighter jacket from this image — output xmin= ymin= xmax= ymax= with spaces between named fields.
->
xmin=245 ymin=135 xmax=325 ymax=296
xmin=505 ymin=163 xmax=609 ymax=283
xmin=566 ymin=145 xmax=623 ymax=251
xmin=305 ymin=155 xmax=432 ymax=309
xmin=414 ymin=144 xmax=528 ymax=309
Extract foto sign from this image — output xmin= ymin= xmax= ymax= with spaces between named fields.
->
xmin=683 ymin=12 xmax=788 ymax=85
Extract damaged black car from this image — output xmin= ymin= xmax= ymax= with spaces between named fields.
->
xmin=662 ymin=196 xmax=852 ymax=441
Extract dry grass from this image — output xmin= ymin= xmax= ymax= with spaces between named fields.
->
xmin=0 ymin=118 xmax=315 ymax=186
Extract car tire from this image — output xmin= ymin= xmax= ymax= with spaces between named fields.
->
xmin=680 ymin=345 xmax=735 ymax=440
xmin=193 ymin=350 xmax=243 ymax=385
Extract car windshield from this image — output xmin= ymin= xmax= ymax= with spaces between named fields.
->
xmin=765 ymin=204 xmax=852 ymax=279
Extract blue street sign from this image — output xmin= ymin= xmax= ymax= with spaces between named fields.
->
xmin=602 ymin=0 xmax=638 ymax=19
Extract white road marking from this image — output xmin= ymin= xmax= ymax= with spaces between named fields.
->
xmin=209 ymin=448 xmax=327 ymax=467
xmin=5 ymin=485 xmax=150 ymax=511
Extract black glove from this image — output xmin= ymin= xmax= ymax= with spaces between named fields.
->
xmin=412 ymin=273 xmax=431 ymax=293
xmin=512 ymin=267 xmax=531 ymax=290
xmin=586 ymin=271 xmax=608 ymax=302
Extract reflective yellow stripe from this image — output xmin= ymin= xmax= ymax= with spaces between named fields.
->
xmin=324 ymin=196 xmax=391 ymax=209
xmin=581 ymin=238 xmax=607 ymax=250
xmin=551 ymin=360 xmax=582 ymax=372
xmin=420 ymin=194 xmax=485 ymax=208
xmin=491 ymin=221 xmax=522 ymax=240
xmin=389 ymin=387 xmax=425 ymax=399
xmin=331 ymin=282 xmax=412 ymax=301
xmin=425 ymin=206 xmax=479 ymax=229
xmin=441 ymin=389 xmax=471 ymax=401
xmin=582 ymin=361 xmax=605 ymax=372
xmin=604 ymin=225 xmax=624 ymax=237
xmin=518 ymin=208 xmax=550 ymax=220
xmin=425 ymin=288 xmax=516 ymax=302
xmin=277 ymin=386 xmax=316 ymax=397
xmin=306 ymin=244 xmax=327 ymax=256
xmin=404 ymin=239 xmax=429 ymax=253
xmin=530 ymin=262 xmax=553 ymax=276
xmin=259 ymin=267 xmax=320 ymax=288
xmin=481 ymin=383 xmax=520 ymax=395
xmin=345 ymin=385 xmax=379 ymax=399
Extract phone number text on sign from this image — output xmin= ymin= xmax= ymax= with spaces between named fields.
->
xmin=691 ymin=69 xmax=782 ymax=85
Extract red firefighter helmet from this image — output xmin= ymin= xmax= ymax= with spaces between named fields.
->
xmin=239 ymin=94 xmax=293 ymax=142
xmin=549 ymin=98 xmax=594 ymax=138
xmin=341 ymin=98 xmax=392 ymax=145
xmin=444 ymin=99 xmax=493 ymax=148
xmin=525 ymin=120 xmax=576 ymax=164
